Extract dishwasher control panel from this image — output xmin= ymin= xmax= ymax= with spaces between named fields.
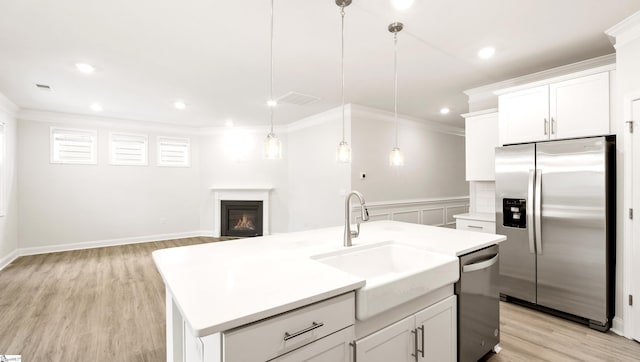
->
xmin=503 ymin=198 xmax=526 ymax=228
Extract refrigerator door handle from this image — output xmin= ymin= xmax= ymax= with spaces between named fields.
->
xmin=527 ymin=170 xmax=535 ymax=254
xmin=535 ymin=169 xmax=543 ymax=255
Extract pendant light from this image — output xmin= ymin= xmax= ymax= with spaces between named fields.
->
xmin=263 ymin=0 xmax=282 ymax=159
xmin=336 ymin=0 xmax=352 ymax=163
xmin=389 ymin=22 xmax=404 ymax=167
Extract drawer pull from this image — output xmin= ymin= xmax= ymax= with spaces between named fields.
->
xmin=283 ymin=321 xmax=324 ymax=341
xmin=467 ymin=225 xmax=484 ymax=229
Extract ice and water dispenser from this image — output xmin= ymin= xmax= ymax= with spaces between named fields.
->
xmin=502 ymin=198 xmax=526 ymax=228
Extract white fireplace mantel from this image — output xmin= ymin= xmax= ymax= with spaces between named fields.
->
xmin=210 ymin=186 xmax=273 ymax=237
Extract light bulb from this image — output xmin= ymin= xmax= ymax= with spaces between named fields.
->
xmin=440 ymin=107 xmax=450 ymax=115
xmin=174 ymin=101 xmax=186 ymax=110
xmin=478 ymin=47 xmax=496 ymax=59
xmin=390 ymin=147 xmax=404 ymax=166
xmin=75 ymin=63 xmax=95 ymax=74
xmin=264 ymin=132 xmax=282 ymax=159
xmin=336 ymin=141 xmax=352 ymax=163
xmin=90 ymin=103 xmax=103 ymax=112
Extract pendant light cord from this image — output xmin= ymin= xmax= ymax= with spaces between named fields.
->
xmin=394 ymin=31 xmax=398 ymax=148
xmin=340 ymin=4 xmax=346 ymax=142
xmin=269 ymin=0 xmax=275 ymax=134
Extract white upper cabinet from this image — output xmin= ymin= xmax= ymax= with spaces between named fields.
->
xmin=498 ymin=85 xmax=550 ymax=145
xmin=498 ymin=71 xmax=610 ymax=145
xmin=464 ymin=110 xmax=499 ymax=181
xmin=549 ymin=72 xmax=610 ymax=140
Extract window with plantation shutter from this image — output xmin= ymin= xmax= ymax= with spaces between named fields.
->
xmin=109 ymin=132 xmax=148 ymax=166
xmin=157 ymin=136 xmax=190 ymax=167
xmin=50 ymin=127 xmax=97 ymax=164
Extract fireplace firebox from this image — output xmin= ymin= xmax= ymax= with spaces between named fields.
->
xmin=220 ymin=200 xmax=263 ymax=237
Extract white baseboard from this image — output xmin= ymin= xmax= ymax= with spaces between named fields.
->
xmin=18 ymin=231 xmax=208 ymax=256
xmin=611 ymin=316 xmax=624 ymax=337
xmin=0 ymin=249 xmax=19 ymax=271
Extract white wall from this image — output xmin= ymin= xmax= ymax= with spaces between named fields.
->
xmin=287 ymin=108 xmax=351 ymax=231
xmin=350 ymin=105 xmax=468 ymax=202
xmin=0 ymin=93 xmax=19 ymax=268
xmin=17 ymin=112 xmax=201 ymax=250
xmin=198 ymin=128 xmax=289 ymax=234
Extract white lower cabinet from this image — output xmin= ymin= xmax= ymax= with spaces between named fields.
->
xmin=355 ymin=295 xmax=457 ymax=362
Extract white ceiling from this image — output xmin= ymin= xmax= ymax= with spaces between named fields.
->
xmin=0 ymin=0 xmax=639 ymax=128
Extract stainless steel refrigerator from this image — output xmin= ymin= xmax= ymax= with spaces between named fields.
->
xmin=495 ymin=136 xmax=615 ymax=331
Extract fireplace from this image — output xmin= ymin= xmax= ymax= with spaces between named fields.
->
xmin=220 ymin=200 xmax=264 ymax=237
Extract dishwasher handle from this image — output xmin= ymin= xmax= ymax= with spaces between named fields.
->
xmin=462 ymin=253 xmax=499 ymax=273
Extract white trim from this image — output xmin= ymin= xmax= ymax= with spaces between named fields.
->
xmin=19 ymin=109 xmax=202 ymax=136
xmin=605 ymin=10 xmax=640 ymax=48
xmin=0 ymin=93 xmax=19 ymax=116
xmin=464 ymin=54 xmax=616 ymax=105
xmin=0 ymin=249 xmax=19 ymax=272
xmin=461 ymin=108 xmax=498 ymax=119
xmin=622 ymin=91 xmax=640 ymax=339
xmin=364 ymin=196 xmax=470 ymax=208
xmin=611 ymin=316 xmax=625 ymax=337
xmin=18 ymin=231 xmax=206 ymax=256
xmin=350 ymin=104 xmax=465 ymax=136
xmin=353 ymin=197 xmax=470 ymax=226
xmin=209 ymin=186 xmax=273 ymax=191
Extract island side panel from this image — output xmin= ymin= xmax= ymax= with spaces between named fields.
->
xmin=167 ymin=288 xmax=184 ymax=362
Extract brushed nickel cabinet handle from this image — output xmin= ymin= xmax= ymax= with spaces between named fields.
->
xmin=551 ymin=117 xmax=556 ymax=134
xmin=467 ymin=225 xmax=483 ymax=229
xmin=411 ymin=328 xmax=419 ymax=362
xmin=544 ymin=118 xmax=549 ymax=135
xmin=418 ymin=325 xmax=425 ymax=358
xmin=283 ymin=321 xmax=324 ymax=341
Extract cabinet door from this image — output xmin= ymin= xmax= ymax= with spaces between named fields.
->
xmin=465 ymin=112 xmax=499 ymax=180
xmin=550 ymin=72 xmax=609 ymax=139
xmin=498 ymin=85 xmax=549 ymax=145
xmin=414 ymin=295 xmax=456 ymax=362
xmin=356 ymin=316 xmax=414 ymax=362
xmin=271 ymin=327 xmax=354 ymax=362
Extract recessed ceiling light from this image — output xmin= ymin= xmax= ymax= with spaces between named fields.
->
xmin=478 ymin=47 xmax=496 ymax=59
xmin=391 ymin=0 xmax=414 ymax=10
xmin=75 ymin=63 xmax=95 ymax=74
xmin=440 ymin=107 xmax=450 ymax=115
xmin=90 ymin=103 xmax=103 ymax=112
xmin=174 ymin=101 xmax=186 ymax=110
xmin=266 ymin=99 xmax=278 ymax=107
xmin=225 ymin=120 xmax=234 ymax=128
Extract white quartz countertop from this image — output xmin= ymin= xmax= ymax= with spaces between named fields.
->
xmin=153 ymin=220 xmax=505 ymax=337
xmin=453 ymin=212 xmax=496 ymax=222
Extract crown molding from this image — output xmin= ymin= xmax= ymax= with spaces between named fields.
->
xmin=605 ymin=10 xmax=640 ymax=48
xmin=464 ymin=54 xmax=616 ymax=103
xmin=18 ymin=109 xmax=203 ymax=136
xmin=0 ymin=92 xmax=19 ymax=117
xmin=350 ymin=104 xmax=465 ymax=136
xmin=460 ymin=108 xmax=498 ymax=119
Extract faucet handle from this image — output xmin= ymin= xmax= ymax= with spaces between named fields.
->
xmin=351 ymin=222 xmax=360 ymax=238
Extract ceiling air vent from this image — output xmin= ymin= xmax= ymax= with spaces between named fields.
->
xmin=35 ymin=84 xmax=52 ymax=91
xmin=277 ymin=91 xmax=320 ymax=106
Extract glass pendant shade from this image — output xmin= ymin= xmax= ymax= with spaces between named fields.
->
xmin=336 ymin=141 xmax=352 ymax=163
xmin=389 ymin=147 xmax=404 ymax=166
xmin=264 ymin=132 xmax=282 ymax=159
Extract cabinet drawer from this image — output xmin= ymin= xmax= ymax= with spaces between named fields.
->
xmin=223 ymin=292 xmax=354 ymax=362
xmin=456 ymin=219 xmax=496 ymax=233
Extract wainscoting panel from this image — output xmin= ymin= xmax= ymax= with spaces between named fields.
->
xmin=354 ymin=197 xmax=470 ymax=227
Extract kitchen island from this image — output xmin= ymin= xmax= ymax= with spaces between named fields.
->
xmin=153 ymin=220 xmax=505 ymax=362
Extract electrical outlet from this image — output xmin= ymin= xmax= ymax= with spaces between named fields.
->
xmin=360 ymin=172 xmax=367 ymax=180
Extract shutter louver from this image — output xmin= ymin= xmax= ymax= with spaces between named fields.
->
xmin=51 ymin=128 xmax=97 ymax=164
xmin=157 ymin=137 xmax=190 ymax=167
xmin=110 ymin=133 xmax=148 ymax=165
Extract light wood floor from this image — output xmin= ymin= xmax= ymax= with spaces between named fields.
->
xmin=1 ymin=238 xmax=639 ymax=361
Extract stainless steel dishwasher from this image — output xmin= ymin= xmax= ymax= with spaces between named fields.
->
xmin=455 ymin=244 xmax=500 ymax=362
